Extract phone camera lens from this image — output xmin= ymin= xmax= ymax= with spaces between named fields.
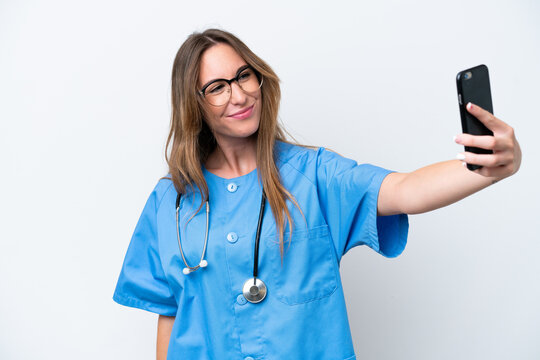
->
xmin=464 ymin=71 xmax=472 ymax=80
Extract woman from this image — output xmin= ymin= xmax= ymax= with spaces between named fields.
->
xmin=113 ymin=29 xmax=521 ymax=360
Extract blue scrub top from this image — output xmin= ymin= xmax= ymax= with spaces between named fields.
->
xmin=113 ymin=141 xmax=409 ymax=360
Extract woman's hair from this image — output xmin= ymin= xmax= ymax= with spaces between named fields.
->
xmin=163 ymin=28 xmax=302 ymax=262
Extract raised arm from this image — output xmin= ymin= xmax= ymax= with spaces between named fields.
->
xmin=377 ymin=102 xmax=522 ymax=216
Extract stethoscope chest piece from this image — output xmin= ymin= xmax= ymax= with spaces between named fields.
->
xmin=242 ymin=277 xmax=267 ymax=303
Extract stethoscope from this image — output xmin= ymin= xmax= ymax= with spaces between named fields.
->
xmin=175 ymin=192 xmax=268 ymax=304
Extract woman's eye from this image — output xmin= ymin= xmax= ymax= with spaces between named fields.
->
xmin=238 ymin=71 xmax=252 ymax=82
xmin=208 ymin=83 xmax=225 ymax=94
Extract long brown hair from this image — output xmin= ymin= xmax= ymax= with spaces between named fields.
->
xmin=162 ymin=28 xmax=302 ymax=262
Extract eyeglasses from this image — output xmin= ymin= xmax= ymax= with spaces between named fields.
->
xmin=199 ymin=65 xmax=263 ymax=107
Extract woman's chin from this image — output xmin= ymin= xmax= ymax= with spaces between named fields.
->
xmin=218 ymin=121 xmax=260 ymax=141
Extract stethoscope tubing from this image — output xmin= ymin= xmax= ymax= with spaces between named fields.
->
xmin=175 ymin=190 xmax=268 ymax=302
xmin=252 ymin=193 xmax=265 ymax=281
xmin=175 ymin=198 xmax=210 ymax=273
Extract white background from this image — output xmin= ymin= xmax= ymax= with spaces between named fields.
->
xmin=1 ymin=0 xmax=539 ymax=359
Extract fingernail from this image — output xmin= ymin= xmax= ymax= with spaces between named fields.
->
xmin=467 ymin=102 xmax=473 ymax=111
xmin=462 ymin=161 xmax=467 ymax=167
xmin=454 ymin=135 xmax=461 ymax=144
xmin=456 ymin=153 xmax=466 ymax=160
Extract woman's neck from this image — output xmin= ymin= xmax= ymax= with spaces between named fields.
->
xmin=204 ymin=136 xmax=257 ymax=179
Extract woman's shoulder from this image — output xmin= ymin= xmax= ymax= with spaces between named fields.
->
xmin=151 ymin=175 xmax=176 ymax=206
xmin=275 ymin=140 xmax=319 ymax=164
xmin=275 ymin=140 xmax=353 ymax=169
xmin=275 ymin=140 xmax=361 ymax=187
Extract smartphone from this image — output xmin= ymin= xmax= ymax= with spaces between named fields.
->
xmin=456 ymin=64 xmax=494 ymax=171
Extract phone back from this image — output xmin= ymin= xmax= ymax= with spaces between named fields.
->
xmin=456 ymin=64 xmax=494 ymax=169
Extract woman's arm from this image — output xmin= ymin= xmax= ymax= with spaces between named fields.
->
xmin=377 ymin=102 xmax=522 ymax=216
xmin=157 ymin=315 xmax=175 ymax=360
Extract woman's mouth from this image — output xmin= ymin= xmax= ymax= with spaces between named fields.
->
xmin=228 ymin=105 xmax=254 ymax=120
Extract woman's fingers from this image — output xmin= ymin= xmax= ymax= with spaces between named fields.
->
xmin=474 ymin=164 xmax=513 ymax=179
xmin=455 ymin=152 xmax=516 ymax=180
xmin=456 ymin=151 xmax=512 ymax=167
xmin=465 ymin=102 xmax=508 ymax=133
xmin=454 ymin=133 xmax=512 ymax=151
xmin=455 ymin=134 xmax=495 ymax=150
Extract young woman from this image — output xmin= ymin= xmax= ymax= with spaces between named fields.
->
xmin=113 ymin=29 xmax=521 ymax=360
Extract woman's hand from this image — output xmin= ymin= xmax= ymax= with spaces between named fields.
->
xmin=454 ymin=102 xmax=522 ymax=181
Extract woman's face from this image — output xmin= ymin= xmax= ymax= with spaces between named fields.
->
xmin=198 ymin=43 xmax=262 ymax=144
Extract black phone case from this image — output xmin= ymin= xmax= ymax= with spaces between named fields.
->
xmin=456 ymin=64 xmax=494 ymax=171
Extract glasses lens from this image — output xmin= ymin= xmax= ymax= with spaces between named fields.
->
xmin=237 ymin=68 xmax=262 ymax=93
xmin=204 ymin=80 xmax=231 ymax=106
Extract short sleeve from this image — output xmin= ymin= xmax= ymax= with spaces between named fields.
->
xmin=316 ymin=148 xmax=409 ymax=261
xmin=113 ymin=183 xmax=178 ymax=316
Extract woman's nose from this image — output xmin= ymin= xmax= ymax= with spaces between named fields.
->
xmin=229 ymin=82 xmax=248 ymax=105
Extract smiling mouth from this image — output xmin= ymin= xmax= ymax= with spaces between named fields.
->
xmin=228 ymin=105 xmax=254 ymax=119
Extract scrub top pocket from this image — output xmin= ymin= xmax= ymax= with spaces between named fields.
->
xmin=264 ymin=224 xmax=338 ymax=305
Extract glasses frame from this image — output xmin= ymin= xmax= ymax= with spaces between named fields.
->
xmin=198 ymin=65 xmax=263 ymax=107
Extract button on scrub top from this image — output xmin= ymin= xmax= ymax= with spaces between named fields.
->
xmin=113 ymin=141 xmax=409 ymax=360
